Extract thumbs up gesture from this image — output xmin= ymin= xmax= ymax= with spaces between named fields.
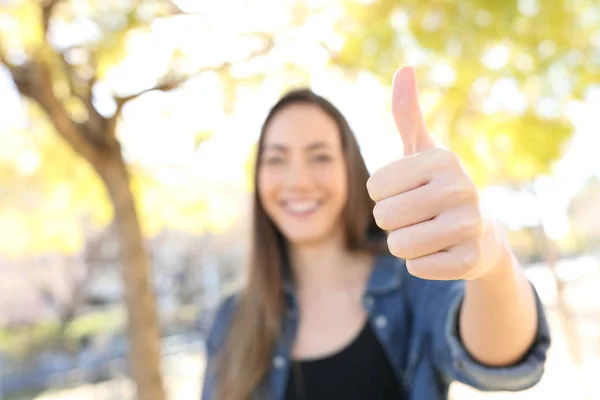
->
xmin=367 ymin=67 xmax=505 ymax=281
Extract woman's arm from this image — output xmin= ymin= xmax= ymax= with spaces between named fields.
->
xmin=371 ymin=67 xmax=550 ymax=390
xmin=401 ymin=252 xmax=550 ymax=392
xmin=460 ymin=229 xmax=538 ymax=367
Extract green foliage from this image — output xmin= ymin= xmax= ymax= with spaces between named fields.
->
xmin=0 ymin=0 xmax=270 ymax=256
xmin=5 ymin=389 xmax=45 ymax=400
xmin=64 ymin=307 xmax=124 ymax=339
xmin=0 ymin=106 xmax=108 ymax=255
xmin=337 ymin=0 xmax=600 ymax=185
xmin=0 ymin=308 xmax=123 ymax=357
xmin=453 ymin=111 xmax=572 ymax=185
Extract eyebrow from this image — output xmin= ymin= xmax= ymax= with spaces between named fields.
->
xmin=262 ymin=141 xmax=333 ymax=152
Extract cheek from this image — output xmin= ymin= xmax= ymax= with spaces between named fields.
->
xmin=257 ymin=168 xmax=285 ymax=224
xmin=317 ymin=165 xmax=348 ymax=204
xmin=257 ymin=169 xmax=276 ymax=202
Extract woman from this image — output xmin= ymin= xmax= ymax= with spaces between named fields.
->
xmin=202 ymin=67 xmax=550 ymax=400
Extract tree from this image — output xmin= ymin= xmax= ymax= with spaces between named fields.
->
xmin=336 ymin=0 xmax=599 ymax=185
xmin=0 ymin=1 xmax=273 ymax=398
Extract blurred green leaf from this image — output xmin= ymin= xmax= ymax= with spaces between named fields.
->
xmin=193 ymin=130 xmax=213 ymax=148
xmin=337 ymin=0 xmax=600 ymax=185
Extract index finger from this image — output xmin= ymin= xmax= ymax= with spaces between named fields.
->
xmin=366 ymin=151 xmax=436 ymax=202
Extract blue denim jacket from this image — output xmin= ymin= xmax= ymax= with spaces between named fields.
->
xmin=202 ymin=255 xmax=551 ymax=399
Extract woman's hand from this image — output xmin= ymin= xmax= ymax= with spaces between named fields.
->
xmin=368 ymin=68 xmax=541 ymax=368
xmin=367 ymin=67 xmax=506 ymax=281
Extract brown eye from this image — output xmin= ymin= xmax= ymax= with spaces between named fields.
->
xmin=311 ymin=154 xmax=332 ymax=163
xmin=262 ymin=155 xmax=285 ymax=165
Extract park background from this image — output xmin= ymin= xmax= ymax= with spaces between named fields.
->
xmin=1 ymin=0 xmax=599 ymax=399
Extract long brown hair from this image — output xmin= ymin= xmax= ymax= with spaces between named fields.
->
xmin=215 ymin=89 xmax=386 ymax=400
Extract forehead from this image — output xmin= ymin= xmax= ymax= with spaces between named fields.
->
xmin=264 ymin=103 xmax=341 ymax=148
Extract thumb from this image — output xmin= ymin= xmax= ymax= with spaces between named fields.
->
xmin=392 ymin=67 xmax=436 ymax=156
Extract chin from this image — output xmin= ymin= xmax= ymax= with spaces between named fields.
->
xmin=280 ymin=226 xmax=337 ymax=247
xmin=286 ymin=236 xmax=325 ymax=247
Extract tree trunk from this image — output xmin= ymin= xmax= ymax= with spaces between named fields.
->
xmin=1 ymin=49 xmax=166 ymax=399
xmin=96 ymin=145 xmax=166 ymax=400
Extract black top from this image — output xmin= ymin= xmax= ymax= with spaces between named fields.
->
xmin=284 ymin=322 xmax=403 ymax=400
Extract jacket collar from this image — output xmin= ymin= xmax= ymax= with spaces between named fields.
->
xmin=283 ymin=253 xmax=403 ymax=297
xmin=365 ymin=254 xmax=404 ymax=295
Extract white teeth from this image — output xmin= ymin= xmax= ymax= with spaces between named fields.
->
xmin=285 ymin=201 xmax=319 ymax=213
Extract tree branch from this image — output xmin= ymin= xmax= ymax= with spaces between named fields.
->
xmin=160 ymin=0 xmax=186 ymax=16
xmin=8 ymin=59 xmax=101 ymax=164
xmin=0 ymin=48 xmax=9 ymax=68
xmin=156 ymin=0 xmax=206 ymax=17
xmin=2 ymin=2 xmax=106 ymax=163
xmin=106 ymin=78 xmax=185 ymax=143
xmin=58 ymin=49 xmax=107 ymax=144
xmin=114 ymin=78 xmax=184 ymax=112
xmin=0 ymin=39 xmax=16 ymax=68
xmin=107 ymin=32 xmax=274 ymax=140
xmin=318 ymin=40 xmax=342 ymax=62
xmin=59 ymin=51 xmax=87 ymax=103
xmin=42 ymin=0 xmax=61 ymax=34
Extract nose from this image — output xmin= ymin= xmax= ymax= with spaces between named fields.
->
xmin=284 ymin=159 xmax=312 ymax=189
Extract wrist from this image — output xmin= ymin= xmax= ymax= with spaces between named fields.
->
xmin=474 ymin=216 xmax=517 ymax=285
xmin=477 ymin=243 xmax=516 ymax=284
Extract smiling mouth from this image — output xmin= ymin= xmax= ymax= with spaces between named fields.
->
xmin=281 ymin=199 xmax=324 ymax=216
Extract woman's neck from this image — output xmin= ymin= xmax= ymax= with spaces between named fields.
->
xmin=289 ymin=231 xmax=372 ymax=293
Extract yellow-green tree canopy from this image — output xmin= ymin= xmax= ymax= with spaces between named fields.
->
xmin=0 ymin=0 xmax=270 ymax=257
xmin=337 ymin=0 xmax=599 ymax=186
xmin=1 ymin=2 xmax=278 ymax=397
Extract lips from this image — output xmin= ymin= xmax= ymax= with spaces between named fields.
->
xmin=281 ymin=199 xmax=323 ymax=216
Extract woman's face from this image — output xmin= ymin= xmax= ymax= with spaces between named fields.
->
xmin=258 ymin=103 xmax=348 ymax=246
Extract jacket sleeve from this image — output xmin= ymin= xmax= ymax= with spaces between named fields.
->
xmin=201 ymin=293 xmax=239 ymax=400
xmin=404 ymin=265 xmax=551 ymax=392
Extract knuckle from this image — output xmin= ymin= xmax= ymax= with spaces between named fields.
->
xmin=435 ymin=148 xmax=459 ymax=169
xmin=457 ymin=210 xmax=483 ymax=239
xmin=471 ymin=210 xmax=485 ymax=236
xmin=456 ymin=179 xmax=475 ymax=198
xmin=466 ymin=180 xmax=480 ymax=202
xmin=445 ymin=179 xmax=478 ymax=207
xmin=438 ymin=183 xmax=461 ymax=209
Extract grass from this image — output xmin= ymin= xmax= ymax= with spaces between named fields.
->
xmin=65 ymin=307 xmax=125 ymax=338
xmin=4 ymin=389 xmax=45 ymax=400
xmin=0 ymin=307 xmax=125 ymax=357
